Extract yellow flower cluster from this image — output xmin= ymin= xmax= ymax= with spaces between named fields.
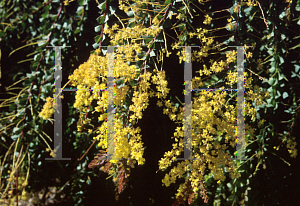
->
xmin=62 ymin=3 xmax=166 ymax=168
xmin=95 ymin=118 xmax=145 ymax=165
xmin=128 ymin=127 xmax=145 ymax=165
xmin=39 ymin=0 xmax=273 ymax=202
xmin=46 ymin=148 xmax=57 ymax=158
xmin=162 ymin=160 xmax=189 ymax=187
xmin=104 ymin=22 xmax=161 ymax=46
xmin=151 ymin=69 xmax=170 ymax=99
xmin=115 ymin=85 xmax=129 ymax=106
xmin=286 ymin=137 xmax=297 ymax=158
xmin=129 ymin=90 xmax=149 ymax=121
xmin=5 ymin=171 xmax=31 ymax=203
xmin=203 ymin=14 xmax=212 ymax=25
xmin=39 ymin=96 xmax=55 ymax=120
xmin=159 ymin=42 xmax=269 ymax=193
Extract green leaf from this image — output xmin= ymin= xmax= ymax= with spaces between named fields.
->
xmin=95 ymin=25 xmax=102 ymax=33
xmin=216 ymin=131 xmax=222 ymax=136
xmin=11 ymin=135 xmax=19 ymax=141
xmin=268 ymin=77 xmax=275 ymax=85
xmin=131 ymin=80 xmax=136 ymax=86
xmin=116 ymin=79 xmax=124 ymax=85
xmin=227 ymin=182 xmax=233 ymax=191
xmin=204 ymin=174 xmax=212 ymax=186
xmin=93 ymin=43 xmax=99 ymax=49
xmin=269 ymin=66 xmax=276 ymax=73
xmin=0 ymin=31 xmax=5 ymax=38
xmin=78 ymin=0 xmax=88 ymax=6
xmin=126 ymin=10 xmax=134 ymax=17
xmin=9 ymin=103 xmax=16 ymax=112
xmin=74 ymin=28 xmax=80 ymax=35
xmin=42 ymin=12 xmax=48 ymax=19
xmin=275 ymin=90 xmax=281 ymax=99
xmin=94 ymin=35 xmax=101 ymax=43
xmin=211 ymin=75 xmax=218 ymax=81
xmin=100 ymin=2 xmax=106 ymax=10
xmin=51 ymin=15 xmax=58 ymax=21
xmin=128 ymin=22 xmax=135 ymax=28
xmin=295 ymin=64 xmax=300 ymax=73
xmin=165 ymin=0 xmax=171 ymax=5
xmin=145 ymin=37 xmax=152 ymax=44
xmin=150 ymin=50 xmax=156 ymax=57
xmin=227 ymin=194 xmax=238 ymax=203
xmin=97 ymin=16 xmax=105 ymax=24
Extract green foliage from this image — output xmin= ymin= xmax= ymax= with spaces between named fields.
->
xmin=0 ymin=0 xmax=101 ymax=204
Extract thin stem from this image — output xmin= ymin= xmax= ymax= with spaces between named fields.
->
xmin=256 ymin=0 xmax=268 ymax=28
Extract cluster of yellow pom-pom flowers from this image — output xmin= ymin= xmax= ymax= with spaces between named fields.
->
xmin=39 ymin=0 xmax=275 ymax=203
